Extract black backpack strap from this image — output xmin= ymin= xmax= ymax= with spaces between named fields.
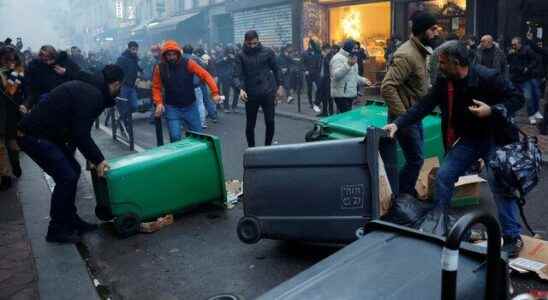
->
xmin=517 ymin=195 xmax=536 ymax=236
xmin=158 ymin=62 xmax=168 ymax=86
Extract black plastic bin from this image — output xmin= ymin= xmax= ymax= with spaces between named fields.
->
xmin=259 ymin=211 xmax=509 ymax=300
xmin=237 ymin=127 xmax=398 ymax=244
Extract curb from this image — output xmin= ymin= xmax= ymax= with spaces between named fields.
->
xmin=232 ymin=108 xmax=318 ymax=123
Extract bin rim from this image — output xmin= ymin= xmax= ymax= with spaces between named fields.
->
xmin=186 ymin=131 xmax=228 ymax=203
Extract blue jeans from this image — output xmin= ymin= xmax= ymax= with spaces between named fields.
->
xmin=17 ymin=135 xmax=81 ymax=227
xmin=118 ymin=85 xmax=139 ymax=117
xmin=165 ymin=102 xmax=202 ymax=142
xmin=434 ymin=137 xmax=522 ymax=238
xmin=201 ymin=85 xmax=218 ymax=120
xmin=517 ymin=79 xmax=541 ymax=116
xmin=394 ymin=121 xmax=424 ymax=196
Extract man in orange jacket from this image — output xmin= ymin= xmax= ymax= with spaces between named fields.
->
xmin=152 ymin=40 xmax=220 ymax=142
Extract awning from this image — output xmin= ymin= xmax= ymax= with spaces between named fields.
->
xmin=131 ymin=22 xmax=148 ymax=34
xmin=147 ymin=12 xmax=200 ymax=32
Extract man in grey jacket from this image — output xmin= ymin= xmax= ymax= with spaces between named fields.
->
xmin=329 ymin=39 xmax=371 ymax=113
xmin=476 ymin=35 xmax=508 ymax=79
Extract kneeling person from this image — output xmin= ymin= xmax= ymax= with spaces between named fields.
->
xmin=17 ymin=65 xmax=124 ymax=244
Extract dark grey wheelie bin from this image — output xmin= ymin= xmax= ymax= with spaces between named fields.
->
xmin=237 ymin=127 xmax=398 ymax=244
xmin=259 ymin=210 xmax=509 ymax=300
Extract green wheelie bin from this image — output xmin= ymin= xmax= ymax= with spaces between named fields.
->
xmin=305 ymin=100 xmax=445 ymax=169
xmin=92 ymin=132 xmax=227 ymax=237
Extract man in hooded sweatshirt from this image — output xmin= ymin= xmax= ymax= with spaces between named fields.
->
xmin=234 ymin=30 xmax=284 ymax=147
xmin=116 ymin=41 xmax=142 ymax=124
xmin=17 ymin=65 xmax=124 ymax=244
xmin=151 ymin=40 xmax=220 ymax=142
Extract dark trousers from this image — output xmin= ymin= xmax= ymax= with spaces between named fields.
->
xmin=17 ymin=135 xmax=81 ymax=227
xmin=334 ymin=97 xmax=354 ymax=114
xmin=306 ymin=74 xmax=320 ymax=106
xmin=318 ymin=77 xmax=333 ymax=115
xmin=220 ymin=80 xmax=238 ymax=109
xmin=245 ymin=94 xmax=276 ymax=147
xmin=393 ymin=120 xmax=424 ymax=196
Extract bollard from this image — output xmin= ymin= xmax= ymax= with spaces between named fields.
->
xmin=155 ymin=117 xmax=164 ymax=146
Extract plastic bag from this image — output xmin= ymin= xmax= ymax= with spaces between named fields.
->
xmin=381 ymin=194 xmax=432 ymax=228
xmin=416 ymin=208 xmax=457 ymax=237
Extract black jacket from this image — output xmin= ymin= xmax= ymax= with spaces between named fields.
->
xmin=523 ymin=38 xmax=548 ymax=78
xmin=216 ymin=55 xmax=236 ymax=82
xmin=26 ymin=52 xmax=81 ymax=107
xmin=303 ymin=48 xmax=321 ymax=75
xmin=116 ymin=49 xmax=142 ymax=87
xmin=19 ymin=77 xmax=115 ymax=165
xmin=234 ymin=43 xmax=283 ymax=97
xmin=395 ymin=64 xmax=524 ymax=149
xmin=508 ymin=46 xmax=540 ymax=83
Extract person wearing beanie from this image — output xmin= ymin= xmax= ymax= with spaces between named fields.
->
xmin=17 ymin=64 xmax=125 ymax=244
xmin=380 ymin=11 xmax=438 ymax=198
xmin=329 ymin=39 xmax=372 ymax=113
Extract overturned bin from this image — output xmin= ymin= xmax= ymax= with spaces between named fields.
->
xmin=305 ymin=100 xmax=445 ymax=169
xmin=92 ymin=132 xmax=226 ymax=237
xmin=237 ymin=127 xmax=398 ymax=244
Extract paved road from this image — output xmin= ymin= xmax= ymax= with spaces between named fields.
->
xmin=73 ymin=110 xmax=548 ymax=299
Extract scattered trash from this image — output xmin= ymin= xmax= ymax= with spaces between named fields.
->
xmin=139 ymin=214 xmax=174 ymax=233
xmin=225 ymin=180 xmax=243 ymax=209
xmin=505 ymin=236 xmax=548 ymax=281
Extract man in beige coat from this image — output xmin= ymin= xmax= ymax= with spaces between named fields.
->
xmin=381 ymin=12 xmax=438 ymax=197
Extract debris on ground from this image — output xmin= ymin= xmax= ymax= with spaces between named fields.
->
xmin=140 ymin=214 xmax=174 ymax=233
xmin=225 ymin=180 xmax=243 ymax=209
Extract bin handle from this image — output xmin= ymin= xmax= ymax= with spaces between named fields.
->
xmin=441 ymin=211 xmax=506 ymax=300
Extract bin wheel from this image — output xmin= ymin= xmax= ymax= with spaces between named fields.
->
xmin=114 ymin=213 xmax=140 ymax=238
xmin=305 ymin=125 xmax=323 ymax=142
xmin=95 ymin=205 xmax=113 ymax=221
xmin=237 ymin=217 xmax=261 ymax=244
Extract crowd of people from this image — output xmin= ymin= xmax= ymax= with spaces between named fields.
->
xmin=0 ymin=10 xmax=545 ymax=253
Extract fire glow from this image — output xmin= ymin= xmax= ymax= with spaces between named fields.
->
xmin=341 ymin=9 xmax=362 ymax=41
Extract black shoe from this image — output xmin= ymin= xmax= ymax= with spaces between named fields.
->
xmin=0 ymin=176 xmax=12 ymax=191
xmin=502 ymin=236 xmax=523 ymax=258
xmin=46 ymin=225 xmax=82 ymax=244
xmin=73 ymin=216 xmax=98 ymax=235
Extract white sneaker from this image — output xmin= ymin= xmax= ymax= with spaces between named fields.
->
xmin=529 ymin=116 xmax=537 ymax=125
xmin=313 ymin=105 xmax=321 ymax=113
xmin=287 ymin=96 xmax=294 ymax=104
xmin=534 ymin=111 xmax=544 ymax=119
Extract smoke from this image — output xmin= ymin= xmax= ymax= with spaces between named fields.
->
xmin=0 ymin=0 xmax=71 ymax=51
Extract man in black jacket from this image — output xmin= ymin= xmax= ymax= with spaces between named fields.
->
xmin=508 ymin=37 xmax=543 ymax=124
xmin=303 ymin=39 xmax=322 ymax=112
xmin=17 ymin=65 xmax=124 ymax=244
xmin=216 ymin=47 xmax=238 ymax=112
xmin=116 ymin=41 xmax=142 ymax=123
xmin=384 ymin=41 xmax=525 ymax=257
xmin=234 ymin=30 xmax=284 ymax=147
xmin=25 ymin=45 xmax=81 ymax=109
xmin=317 ymin=44 xmax=334 ymax=116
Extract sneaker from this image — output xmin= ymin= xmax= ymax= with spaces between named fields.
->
xmin=225 ymin=108 xmax=232 ymax=113
xmin=46 ymin=225 xmax=82 ymax=244
xmin=534 ymin=111 xmax=544 ymax=119
xmin=287 ymin=96 xmax=294 ymax=104
xmin=502 ymin=236 xmax=523 ymax=258
xmin=73 ymin=216 xmax=98 ymax=235
xmin=211 ymin=118 xmax=218 ymax=124
xmin=529 ymin=116 xmax=537 ymax=125
xmin=313 ymin=105 xmax=321 ymax=113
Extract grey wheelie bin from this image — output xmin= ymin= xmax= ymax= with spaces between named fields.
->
xmin=237 ymin=127 xmax=398 ymax=244
xmin=259 ymin=210 xmax=509 ymax=300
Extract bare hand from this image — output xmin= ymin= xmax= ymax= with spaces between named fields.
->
xmin=154 ymin=104 xmax=165 ymax=118
xmin=383 ymin=123 xmax=398 ymax=138
xmin=212 ymin=95 xmax=223 ymax=104
xmin=95 ymin=160 xmax=110 ymax=177
xmin=276 ymin=86 xmax=285 ymax=99
xmin=364 ymin=78 xmax=372 ymax=86
xmin=468 ymin=99 xmax=492 ymax=118
xmin=19 ymin=105 xmax=28 ymax=114
xmin=348 ymin=56 xmax=358 ymax=66
xmin=53 ymin=65 xmax=66 ymax=75
xmin=240 ymin=90 xmax=248 ymax=102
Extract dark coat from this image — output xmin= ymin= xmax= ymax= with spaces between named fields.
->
xmin=234 ymin=43 xmax=282 ymax=97
xmin=395 ymin=64 xmax=524 ymax=149
xmin=302 ymin=48 xmax=321 ymax=75
xmin=508 ymin=46 xmax=540 ymax=83
xmin=116 ymin=49 xmax=142 ymax=87
xmin=216 ymin=54 xmax=236 ymax=82
xmin=475 ymin=46 xmax=508 ymax=79
xmin=26 ymin=51 xmax=81 ymax=107
xmin=18 ymin=77 xmax=115 ymax=165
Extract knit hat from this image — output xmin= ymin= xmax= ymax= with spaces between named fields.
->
xmin=342 ymin=39 xmax=356 ymax=53
xmin=411 ymin=12 xmax=437 ymax=36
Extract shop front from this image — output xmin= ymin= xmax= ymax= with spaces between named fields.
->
xmin=405 ymin=0 xmax=467 ymax=38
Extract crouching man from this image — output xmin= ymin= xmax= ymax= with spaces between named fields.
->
xmin=17 ymin=65 xmax=124 ymax=244
xmin=384 ymin=41 xmax=525 ymax=257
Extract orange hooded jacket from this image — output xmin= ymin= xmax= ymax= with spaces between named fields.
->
xmin=151 ymin=40 xmax=219 ymax=106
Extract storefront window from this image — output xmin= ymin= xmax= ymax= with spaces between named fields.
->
xmin=329 ymin=1 xmax=391 ymax=82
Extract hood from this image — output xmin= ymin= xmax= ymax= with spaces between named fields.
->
xmin=78 ymin=71 xmax=116 ymax=108
xmin=161 ymin=40 xmax=182 ymax=63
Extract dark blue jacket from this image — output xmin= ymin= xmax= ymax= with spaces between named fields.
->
xmin=395 ymin=64 xmax=524 ymax=149
xmin=116 ymin=50 xmax=142 ymax=87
